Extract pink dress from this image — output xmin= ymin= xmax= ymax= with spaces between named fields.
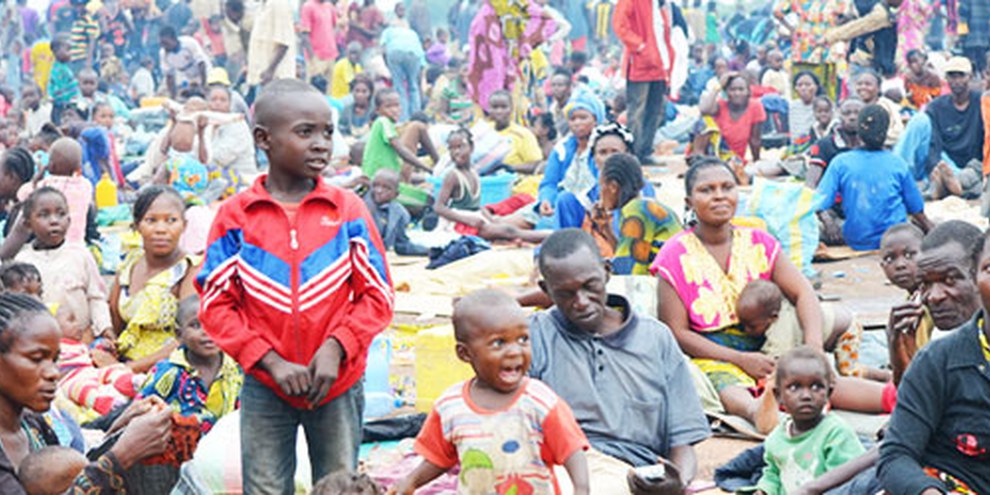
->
xmin=650 ymin=227 xmax=781 ymax=333
xmin=896 ymin=0 xmax=934 ymax=65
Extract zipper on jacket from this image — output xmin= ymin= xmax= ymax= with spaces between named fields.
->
xmin=288 ymin=210 xmax=302 ymax=364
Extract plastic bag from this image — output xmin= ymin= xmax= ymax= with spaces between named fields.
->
xmin=743 ymin=177 xmax=819 ymax=276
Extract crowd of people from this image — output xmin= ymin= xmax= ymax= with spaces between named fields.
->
xmin=0 ymin=0 xmax=988 ymax=493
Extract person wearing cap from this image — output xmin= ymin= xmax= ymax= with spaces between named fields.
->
xmin=206 ymin=67 xmax=250 ymax=120
xmin=895 ymin=56 xmax=985 ymax=200
xmin=205 ymin=83 xmax=257 ymax=177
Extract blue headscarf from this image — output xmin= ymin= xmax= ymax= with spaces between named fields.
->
xmin=563 ymin=87 xmax=606 ymax=124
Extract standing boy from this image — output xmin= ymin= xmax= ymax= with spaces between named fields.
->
xmin=48 ymin=34 xmax=80 ymax=125
xmin=197 ymin=79 xmax=394 ymax=494
xmin=391 ymin=289 xmax=589 ymax=494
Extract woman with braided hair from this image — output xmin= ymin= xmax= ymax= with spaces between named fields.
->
xmin=585 ymin=152 xmax=682 ymax=275
xmin=0 ymin=147 xmax=34 ymax=216
xmin=0 ymin=292 xmax=173 ymax=493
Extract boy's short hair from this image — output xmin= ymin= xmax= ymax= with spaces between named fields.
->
xmin=51 ymin=33 xmax=72 ymax=51
xmin=0 ymin=262 xmax=40 ymax=290
xmin=177 ymin=295 xmax=200 ymax=329
xmin=225 ymin=0 xmax=244 ymax=13
xmin=254 ymin=79 xmax=323 ymax=127
xmin=880 ymin=223 xmax=923 ymax=247
xmin=373 ymin=88 xmax=398 ymax=108
xmin=776 ymin=345 xmax=834 ymax=389
xmin=159 ymin=25 xmax=178 ymax=40
xmin=372 ymin=168 xmax=399 ymax=187
xmin=18 ymin=446 xmax=88 ymax=495
xmin=551 ymin=66 xmax=573 ymax=81
xmin=737 ymin=279 xmax=782 ymax=315
xmin=488 ymin=89 xmax=512 ymax=106
xmin=311 ymin=470 xmax=382 ymax=495
xmin=452 ymin=289 xmax=522 ymax=343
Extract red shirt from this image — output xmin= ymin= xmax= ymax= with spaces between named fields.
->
xmin=714 ymin=99 xmax=767 ymax=160
xmin=415 ymin=378 xmax=588 ymax=494
xmin=196 ymin=176 xmax=394 ymax=409
xmin=347 ymin=5 xmax=384 ymax=49
xmin=613 ymin=0 xmax=680 ymax=82
xmin=300 ymin=0 xmax=339 ymax=61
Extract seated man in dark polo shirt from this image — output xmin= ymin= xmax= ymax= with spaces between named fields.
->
xmin=529 ymin=229 xmax=711 ymax=495
xmin=878 ymin=227 xmax=990 ymax=495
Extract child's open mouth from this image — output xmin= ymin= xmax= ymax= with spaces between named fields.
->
xmin=499 ymin=365 xmax=524 ymax=384
xmin=306 ymin=158 xmax=328 ymax=170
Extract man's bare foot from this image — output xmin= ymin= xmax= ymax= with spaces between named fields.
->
xmin=938 ymin=163 xmax=963 ymax=197
xmin=929 ymin=166 xmax=946 ymax=200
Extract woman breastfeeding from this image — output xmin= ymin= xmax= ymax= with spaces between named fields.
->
xmin=652 ymin=158 xmax=886 ymax=433
xmin=109 ymin=186 xmax=199 ymax=372
xmin=0 ymin=292 xmax=172 ymax=492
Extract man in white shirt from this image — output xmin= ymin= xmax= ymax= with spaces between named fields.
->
xmin=159 ymin=25 xmax=211 ymax=98
xmin=246 ymin=0 xmax=296 ymax=92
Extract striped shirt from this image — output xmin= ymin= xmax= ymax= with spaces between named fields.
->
xmin=414 ymin=378 xmax=588 ymax=494
xmin=70 ymin=15 xmax=100 ymax=62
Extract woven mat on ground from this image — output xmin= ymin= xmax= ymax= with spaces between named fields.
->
xmin=391 ymin=247 xmax=535 ymax=298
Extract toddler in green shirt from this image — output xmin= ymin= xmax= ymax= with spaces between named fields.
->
xmin=755 ymin=346 xmax=865 ymax=495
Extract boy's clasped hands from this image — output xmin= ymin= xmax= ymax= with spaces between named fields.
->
xmin=260 ymin=338 xmax=345 ymax=409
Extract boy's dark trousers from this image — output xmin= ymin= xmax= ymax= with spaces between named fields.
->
xmin=239 ymin=375 xmax=364 ymax=495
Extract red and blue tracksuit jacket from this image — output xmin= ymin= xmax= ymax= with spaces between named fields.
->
xmin=196 ymin=176 xmax=393 ymax=409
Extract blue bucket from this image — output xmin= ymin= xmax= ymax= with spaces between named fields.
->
xmin=426 ymin=172 xmax=517 ymax=206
